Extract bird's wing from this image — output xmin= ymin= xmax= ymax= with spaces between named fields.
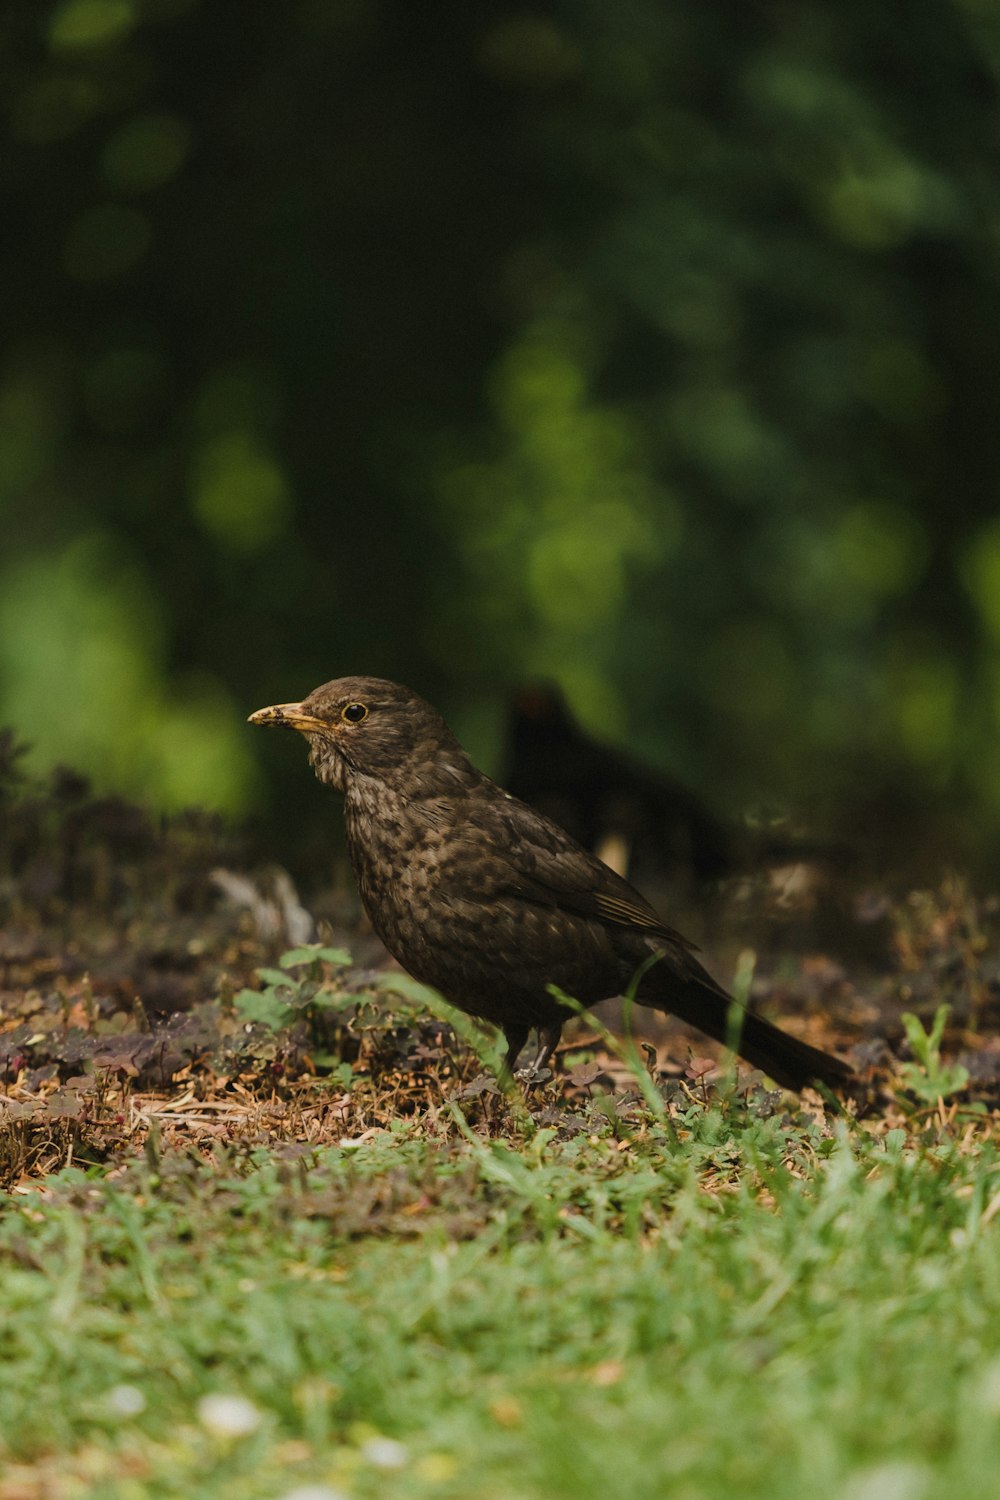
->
xmin=471 ymin=786 xmax=700 ymax=954
xmin=591 ymin=888 xmax=666 ymax=931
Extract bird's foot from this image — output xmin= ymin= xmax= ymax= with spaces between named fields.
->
xmin=514 ymin=1062 xmax=553 ymax=1088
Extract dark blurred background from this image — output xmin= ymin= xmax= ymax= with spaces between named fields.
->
xmin=3 ymin=0 xmax=1000 ymax=869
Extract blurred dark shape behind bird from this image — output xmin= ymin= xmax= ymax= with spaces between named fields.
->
xmin=503 ymin=684 xmax=848 ymax=887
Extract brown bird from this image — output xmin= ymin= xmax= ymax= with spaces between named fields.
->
xmin=249 ymin=677 xmax=851 ymax=1093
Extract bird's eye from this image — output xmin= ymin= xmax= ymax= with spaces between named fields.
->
xmin=341 ymin=702 xmax=368 ymax=724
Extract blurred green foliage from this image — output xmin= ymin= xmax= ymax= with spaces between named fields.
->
xmin=2 ymin=0 xmax=1000 ymax=851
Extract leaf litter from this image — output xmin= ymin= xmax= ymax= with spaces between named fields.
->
xmin=3 ymin=734 xmax=1000 ymax=1186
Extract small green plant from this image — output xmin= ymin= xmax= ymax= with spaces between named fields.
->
xmin=234 ymin=944 xmax=353 ymax=1070
xmin=898 ymin=1003 xmax=969 ymax=1104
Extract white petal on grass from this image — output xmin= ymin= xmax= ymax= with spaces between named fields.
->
xmin=361 ymin=1436 xmax=409 ymax=1470
xmin=278 ymin=1488 xmax=350 ymax=1500
xmin=842 ymin=1460 xmax=929 ymax=1500
xmin=106 ymin=1384 xmax=146 ymax=1417
xmin=977 ymin=1356 xmax=1000 ymax=1411
xmin=197 ymin=1393 xmax=263 ymax=1437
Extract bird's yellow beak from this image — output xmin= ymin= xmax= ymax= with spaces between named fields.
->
xmin=247 ymin=702 xmax=329 ymax=734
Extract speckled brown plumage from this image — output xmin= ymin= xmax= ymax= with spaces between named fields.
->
xmin=249 ymin=677 xmax=851 ymax=1092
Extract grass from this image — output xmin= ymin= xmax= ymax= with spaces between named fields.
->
xmin=4 ymin=1094 xmax=1000 ymax=1500
xmin=4 ymin=758 xmax=1000 ymax=1499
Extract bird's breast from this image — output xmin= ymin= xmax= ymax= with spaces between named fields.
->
xmin=342 ymin=785 xmax=464 ymax=954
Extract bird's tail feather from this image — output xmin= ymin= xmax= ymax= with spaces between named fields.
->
xmin=644 ymin=967 xmax=850 ymax=1092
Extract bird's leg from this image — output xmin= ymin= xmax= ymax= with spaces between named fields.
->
xmin=500 ymin=1024 xmax=529 ymax=1082
xmin=531 ymin=1021 xmax=563 ymax=1075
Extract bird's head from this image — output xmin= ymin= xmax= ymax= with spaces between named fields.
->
xmin=248 ymin=675 xmax=475 ymax=795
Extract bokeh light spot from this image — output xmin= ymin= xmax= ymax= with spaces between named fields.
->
xmin=836 ymin=503 xmax=926 ymax=597
xmin=102 ymin=112 xmax=192 ymax=192
xmin=191 ymin=432 xmax=292 ymax=554
xmin=0 ymin=536 xmax=256 ymax=812
xmin=960 ymin=518 xmax=1000 ymax=638
xmin=0 ymin=364 xmax=69 ymax=499
xmin=478 ymin=17 xmax=581 ymax=87
xmin=50 ymin=0 xmax=135 ymax=51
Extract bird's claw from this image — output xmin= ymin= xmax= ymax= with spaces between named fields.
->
xmin=514 ymin=1063 xmax=553 ymax=1087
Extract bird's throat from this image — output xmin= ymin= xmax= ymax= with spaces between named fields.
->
xmin=307 ymin=737 xmax=349 ymax=792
